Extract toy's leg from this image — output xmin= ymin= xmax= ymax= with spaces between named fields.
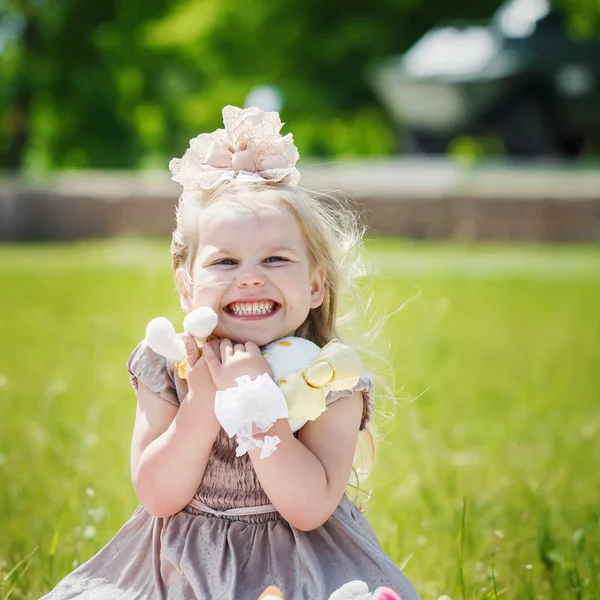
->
xmin=258 ymin=586 xmax=284 ymax=599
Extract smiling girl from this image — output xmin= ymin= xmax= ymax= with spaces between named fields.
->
xmin=41 ymin=106 xmax=419 ymax=600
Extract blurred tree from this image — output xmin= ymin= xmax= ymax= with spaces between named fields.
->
xmin=554 ymin=0 xmax=600 ymax=37
xmin=0 ymin=0 xmax=41 ymax=170
xmin=1 ymin=0 xmax=598 ymax=170
xmin=142 ymin=0 xmax=503 ymax=158
xmin=0 ymin=0 xmax=180 ymax=170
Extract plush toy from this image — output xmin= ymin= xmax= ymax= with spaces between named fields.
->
xmin=327 ymin=580 xmax=401 ymax=600
xmin=145 ymin=307 xmax=361 ymax=458
xmin=258 ymin=586 xmax=284 ymax=599
xmin=145 ymin=306 xmax=219 ymax=364
xmin=256 ymin=582 xmax=401 ymax=600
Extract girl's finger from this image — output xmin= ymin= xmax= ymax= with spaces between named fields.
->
xmin=220 ymin=339 xmax=233 ymax=363
xmin=201 ymin=342 xmax=220 ymax=378
xmin=206 ymin=339 xmax=221 ymax=355
xmin=183 ymin=335 xmax=201 ymax=368
xmin=233 ymin=343 xmax=245 ymax=354
xmin=245 ymin=341 xmax=260 ymax=354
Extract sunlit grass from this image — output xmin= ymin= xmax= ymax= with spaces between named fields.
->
xmin=0 ymin=238 xmax=599 ymax=599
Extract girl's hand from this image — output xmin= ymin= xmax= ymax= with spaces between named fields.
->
xmin=182 ymin=335 xmax=217 ymax=402
xmin=202 ymin=339 xmax=272 ymax=390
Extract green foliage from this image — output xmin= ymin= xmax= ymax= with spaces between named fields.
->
xmin=555 ymin=0 xmax=600 ymax=38
xmin=1 ymin=0 xmax=507 ymax=170
xmin=0 ymin=238 xmax=599 ymax=598
xmin=2 ymin=0 xmax=600 ymax=169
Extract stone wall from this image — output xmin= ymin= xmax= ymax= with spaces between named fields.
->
xmin=1 ymin=161 xmax=599 ymax=241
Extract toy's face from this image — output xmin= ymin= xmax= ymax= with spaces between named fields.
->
xmin=179 ymin=195 xmax=325 ymax=347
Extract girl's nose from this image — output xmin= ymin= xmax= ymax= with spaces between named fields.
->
xmin=236 ymin=268 xmax=265 ymax=288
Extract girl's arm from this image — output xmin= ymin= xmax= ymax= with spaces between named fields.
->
xmin=130 ymin=341 xmax=222 ymax=518
xmin=202 ymin=339 xmax=365 ymax=531
xmin=248 ymin=391 xmax=363 ymax=531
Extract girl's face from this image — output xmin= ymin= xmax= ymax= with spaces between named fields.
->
xmin=177 ymin=197 xmax=325 ymax=347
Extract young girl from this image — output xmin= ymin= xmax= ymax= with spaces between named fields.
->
xmin=41 ymin=106 xmax=419 ymax=600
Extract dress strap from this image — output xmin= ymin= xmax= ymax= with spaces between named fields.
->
xmin=187 ymin=498 xmax=277 ymax=517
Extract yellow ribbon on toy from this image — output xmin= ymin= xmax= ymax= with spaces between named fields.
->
xmin=175 ymin=337 xmax=211 ymax=380
xmin=177 ymin=359 xmax=190 ymax=380
xmin=277 ymin=340 xmax=362 ymax=421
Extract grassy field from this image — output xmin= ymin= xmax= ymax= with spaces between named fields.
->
xmin=0 ymin=237 xmax=599 ymax=599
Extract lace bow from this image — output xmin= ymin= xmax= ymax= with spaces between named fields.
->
xmin=169 ymin=105 xmax=300 ymax=191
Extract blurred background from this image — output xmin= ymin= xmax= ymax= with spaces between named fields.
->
xmin=2 ymin=0 xmax=600 ymax=169
xmin=2 ymin=0 xmax=600 ymax=242
xmin=3 ymin=0 xmax=600 ymax=169
xmin=1 ymin=1 xmax=600 ymax=599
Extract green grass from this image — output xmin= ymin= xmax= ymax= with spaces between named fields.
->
xmin=1 ymin=237 xmax=599 ymax=599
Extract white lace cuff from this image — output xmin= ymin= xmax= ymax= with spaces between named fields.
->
xmin=214 ymin=373 xmax=289 ymax=458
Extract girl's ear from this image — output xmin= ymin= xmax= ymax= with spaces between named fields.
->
xmin=309 ymin=267 xmax=326 ymax=309
xmin=175 ymin=268 xmax=194 ymax=312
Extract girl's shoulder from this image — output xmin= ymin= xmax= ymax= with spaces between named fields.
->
xmin=326 ymin=372 xmax=374 ymax=430
xmin=126 ymin=340 xmax=187 ymax=407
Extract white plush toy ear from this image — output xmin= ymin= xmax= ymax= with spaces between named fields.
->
xmin=146 ymin=317 xmax=186 ymax=361
xmin=146 ymin=307 xmax=218 ymax=362
xmin=327 ymin=580 xmax=371 ymax=600
xmin=183 ymin=306 xmax=218 ymax=339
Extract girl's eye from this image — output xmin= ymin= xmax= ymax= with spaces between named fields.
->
xmin=212 ymin=256 xmax=287 ymax=266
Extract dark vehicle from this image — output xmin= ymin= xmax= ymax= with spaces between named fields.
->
xmin=370 ymin=0 xmax=600 ymax=157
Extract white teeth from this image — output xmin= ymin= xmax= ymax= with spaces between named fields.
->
xmin=229 ymin=301 xmax=276 ymax=316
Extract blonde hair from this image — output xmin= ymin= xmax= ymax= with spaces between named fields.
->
xmin=170 ymin=180 xmax=377 ymax=503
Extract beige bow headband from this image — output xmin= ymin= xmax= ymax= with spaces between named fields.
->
xmin=169 ymin=105 xmax=301 ymax=191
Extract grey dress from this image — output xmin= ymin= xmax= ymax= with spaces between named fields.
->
xmin=40 ymin=342 xmax=419 ymax=600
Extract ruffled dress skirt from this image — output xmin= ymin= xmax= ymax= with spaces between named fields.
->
xmin=40 ymin=497 xmax=418 ymax=599
xmin=40 ymin=342 xmax=419 ymax=600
